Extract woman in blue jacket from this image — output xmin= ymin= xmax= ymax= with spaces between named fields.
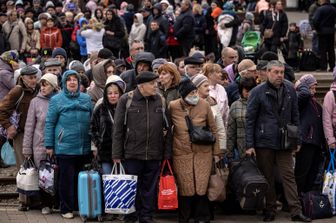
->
xmin=44 ymin=70 xmax=93 ymax=219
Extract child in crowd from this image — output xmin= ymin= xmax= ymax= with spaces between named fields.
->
xmin=283 ymin=22 xmax=303 ymax=70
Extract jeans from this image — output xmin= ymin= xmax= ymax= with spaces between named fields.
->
xmin=102 ymin=162 xmax=112 ymax=175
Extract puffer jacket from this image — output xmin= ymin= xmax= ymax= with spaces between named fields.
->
xmin=87 ymin=59 xmax=111 ymax=104
xmin=44 ymin=70 xmax=92 ymax=155
xmin=174 ymin=8 xmax=195 ymax=44
xmin=246 ymin=80 xmax=300 ymax=150
xmin=323 ymin=83 xmax=336 ymax=146
xmin=77 ymin=18 xmax=88 ymax=56
xmin=40 ymin=26 xmax=63 ymax=50
xmin=112 ymin=88 xmax=172 ymax=160
xmin=0 ymin=58 xmax=15 ymax=100
xmin=120 ymin=52 xmax=155 ymax=92
xmin=128 ymin=13 xmax=147 ymax=46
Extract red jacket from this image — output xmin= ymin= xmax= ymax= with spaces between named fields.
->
xmin=40 ymin=27 xmax=63 ymax=50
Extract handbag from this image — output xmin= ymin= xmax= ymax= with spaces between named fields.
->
xmin=102 ymin=163 xmax=138 ymax=214
xmin=0 ymin=140 xmax=16 ymax=166
xmin=158 ymin=160 xmax=178 ymax=210
xmin=322 ymin=149 xmax=336 ymax=215
xmin=263 ymin=22 xmax=275 ymax=39
xmin=185 ymin=115 xmax=216 ymax=145
xmin=207 ymin=157 xmax=229 ymax=202
xmin=16 ymin=157 xmax=39 ymax=196
xmin=301 ymin=190 xmax=333 ymax=220
xmin=38 ymin=155 xmax=58 ymax=196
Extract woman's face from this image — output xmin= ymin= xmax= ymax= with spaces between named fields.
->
xmin=40 ymin=81 xmax=54 ymax=96
xmin=96 ymin=10 xmax=102 ymax=18
xmin=46 ymin=20 xmax=54 ymax=28
xmin=159 ymin=70 xmax=174 ymax=87
xmin=107 ymin=84 xmax=120 ymax=105
xmin=310 ymin=85 xmax=317 ymax=96
xmin=26 ymin=21 xmax=34 ymax=30
xmin=242 ymin=88 xmax=250 ymax=99
xmin=209 ymin=69 xmax=222 ymax=84
xmin=105 ymin=65 xmax=115 ymax=77
xmin=22 ymin=75 xmax=38 ymax=89
xmin=106 ymin=11 xmax=113 ymax=20
xmin=197 ymin=81 xmax=210 ymax=99
xmin=66 ymin=75 xmax=78 ymax=93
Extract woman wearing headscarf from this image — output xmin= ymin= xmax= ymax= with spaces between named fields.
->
xmin=169 ymin=78 xmax=221 ymax=223
xmin=22 ymin=73 xmax=59 ymax=215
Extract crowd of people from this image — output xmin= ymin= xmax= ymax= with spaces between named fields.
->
xmin=0 ymin=0 xmax=336 ymax=223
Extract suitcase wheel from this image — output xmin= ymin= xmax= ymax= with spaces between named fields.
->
xmin=98 ymin=215 xmax=103 ymax=222
xmin=80 ymin=215 xmax=87 ymax=222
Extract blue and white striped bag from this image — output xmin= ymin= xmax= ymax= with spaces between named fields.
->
xmin=103 ymin=163 xmax=138 ymax=214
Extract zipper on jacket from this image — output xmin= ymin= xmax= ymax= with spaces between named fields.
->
xmin=146 ymin=98 xmax=149 ymax=160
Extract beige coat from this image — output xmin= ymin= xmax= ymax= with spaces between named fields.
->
xmin=169 ymin=98 xmax=221 ymax=196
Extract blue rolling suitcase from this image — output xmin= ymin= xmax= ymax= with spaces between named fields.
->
xmin=78 ymin=170 xmax=103 ymax=222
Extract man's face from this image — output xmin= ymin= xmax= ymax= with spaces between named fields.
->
xmin=0 ymin=15 xmax=7 ymax=24
xmin=137 ymin=62 xmax=150 ymax=73
xmin=45 ymin=66 xmax=62 ymax=76
xmin=9 ymin=12 xmax=17 ymax=22
xmin=150 ymin=22 xmax=159 ymax=31
xmin=241 ymin=66 xmax=257 ymax=79
xmin=181 ymin=1 xmax=189 ymax=12
xmin=56 ymin=7 xmax=63 ymax=14
xmin=267 ymin=66 xmax=285 ymax=88
xmin=22 ymin=74 xmax=37 ymax=89
xmin=139 ymin=80 xmax=158 ymax=96
xmin=25 ymin=12 xmax=34 ymax=19
xmin=223 ymin=49 xmax=238 ymax=66
xmin=186 ymin=64 xmax=201 ymax=77
xmin=47 ymin=7 xmax=56 ymax=15
xmin=275 ymin=1 xmax=283 ymax=11
xmin=55 ymin=55 xmax=66 ymax=67
xmin=130 ymin=43 xmax=144 ymax=57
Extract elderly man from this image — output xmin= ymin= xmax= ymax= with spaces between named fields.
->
xmin=245 ymin=60 xmax=311 ymax=222
xmin=218 ymin=47 xmax=239 ymax=68
xmin=113 ymin=71 xmax=172 ymax=223
xmin=126 ymin=40 xmax=145 ymax=69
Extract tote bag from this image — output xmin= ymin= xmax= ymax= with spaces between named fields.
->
xmin=322 ymin=149 xmax=336 ymax=215
xmin=158 ymin=160 xmax=178 ymax=210
xmin=16 ymin=157 xmax=39 ymax=196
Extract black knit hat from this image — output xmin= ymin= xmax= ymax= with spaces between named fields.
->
xmin=98 ymin=48 xmax=114 ymax=59
xmin=178 ymin=78 xmax=197 ymax=99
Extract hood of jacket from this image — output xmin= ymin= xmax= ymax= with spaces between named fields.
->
xmin=103 ymin=75 xmax=126 ymax=106
xmin=134 ymin=52 xmax=155 ymax=76
xmin=92 ymin=59 xmax=112 ymax=89
xmin=62 ymin=70 xmax=81 ymax=98
xmin=134 ymin=13 xmax=144 ymax=26
xmin=79 ymin=17 xmax=88 ymax=28
xmin=153 ymin=3 xmax=162 ymax=17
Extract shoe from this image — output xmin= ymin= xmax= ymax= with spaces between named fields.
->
xmin=61 ymin=212 xmax=74 ymax=219
xmin=291 ymin=213 xmax=312 ymax=222
xmin=263 ymin=212 xmax=275 ymax=222
xmin=18 ymin=204 xmax=28 ymax=212
xmin=41 ymin=207 xmax=51 ymax=215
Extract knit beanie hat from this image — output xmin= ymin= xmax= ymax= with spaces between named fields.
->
xmin=98 ymin=48 xmax=114 ymax=59
xmin=299 ymin=74 xmax=317 ymax=87
xmin=152 ymin=58 xmax=167 ymax=70
xmin=52 ymin=48 xmax=67 ymax=61
xmin=69 ymin=60 xmax=85 ymax=73
xmin=178 ymin=78 xmax=197 ymax=99
xmin=191 ymin=74 xmax=208 ymax=88
xmin=40 ymin=73 xmax=58 ymax=89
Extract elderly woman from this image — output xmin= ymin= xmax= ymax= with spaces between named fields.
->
xmin=44 ymin=70 xmax=93 ymax=219
xmin=22 ymin=73 xmax=59 ymax=215
xmin=158 ymin=63 xmax=181 ymax=105
xmin=169 ymin=78 xmax=221 ymax=223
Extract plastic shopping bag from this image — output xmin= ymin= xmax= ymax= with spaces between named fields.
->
xmin=322 ymin=149 xmax=336 ymax=215
xmin=1 ymin=140 xmax=16 ymax=166
xmin=39 ymin=155 xmax=58 ymax=195
xmin=16 ymin=157 xmax=39 ymax=196
xmin=102 ymin=163 xmax=137 ymax=214
xmin=158 ymin=160 xmax=178 ymax=210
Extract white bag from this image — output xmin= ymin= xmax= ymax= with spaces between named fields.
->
xmin=322 ymin=149 xmax=336 ymax=215
xmin=102 ymin=163 xmax=138 ymax=214
xmin=16 ymin=158 xmax=39 ymax=196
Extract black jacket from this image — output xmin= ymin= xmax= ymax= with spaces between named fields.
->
xmin=246 ymin=80 xmax=300 ymax=150
xmin=174 ymin=8 xmax=195 ymax=43
xmin=312 ymin=3 xmax=336 ymax=35
xmin=297 ymin=84 xmax=325 ymax=148
xmin=261 ymin=10 xmax=288 ymax=46
xmin=112 ymin=88 xmax=172 ymax=160
xmin=146 ymin=29 xmax=167 ymax=58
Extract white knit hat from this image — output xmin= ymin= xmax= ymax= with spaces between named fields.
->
xmin=40 ymin=73 xmax=58 ymax=89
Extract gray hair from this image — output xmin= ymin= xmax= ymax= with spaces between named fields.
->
xmin=267 ymin=60 xmax=284 ymax=71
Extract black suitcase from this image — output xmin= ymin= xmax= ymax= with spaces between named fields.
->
xmin=301 ymin=191 xmax=333 ymax=220
xmin=229 ymin=157 xmax=269 ymax=210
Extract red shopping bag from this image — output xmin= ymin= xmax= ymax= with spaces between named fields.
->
xmin=158 ymin=160 xmax=178 ymax=210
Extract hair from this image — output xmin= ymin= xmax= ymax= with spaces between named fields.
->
xmin=266 ymin=60 xmax=284 ymax=71
xmin=104 ymin=60 xmax=116 ymax=73
xmin=174 ymin=57 xmax=186 ymax=67
xmin=130 ymin=40 xmax=144 ymax=50
xmin=79 ymin=73 xmax=90 ymax=88
xmin=151 ymin=19 xmax=159 ymax=25
xmin=238 ymin=77 xmax=257 ymax=96
xmin=158 ymin=63 xmax=181 ymax=87
xmin=202 ymin=63 xmax=222 ymax=78
xmin=192 ymin=3 xmax=202 ymax=15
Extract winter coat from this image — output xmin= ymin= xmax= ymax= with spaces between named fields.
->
xmin=2 ymin=20 xmax=27 ymax=51
xmin=90 ymin=81 xmax=117 ymax=163
xmin=210 ymin=84 xmax=229 ymax=127
xmin=44 ymin=71 xmax=93 ymax=156
xmin=217 ymin=14 xmax=234 ymax=47
xmin=297 ymin=84 xmax=324 ymax=148
xmin=0 ymin=78 xmax=38 ymax=132
xmin=128 ymin=13 xmax=146 ymax=46
xmin=312 ymin=3 xmax=336 ymax=35
xmin=158 ymin=85 xmax=180 ymax=106
xmin=208 ymin=97 xmax=226 ymax=152
xmin=80 ymin=28 xmax=105 ymax=55
xmin=61 ymin=21 xmax=74 ymax=51
xmin=103 ymin=16 xmax=126 ymax=51
xmin=227 ymin=97 xmax=247 ymax=158
xmin=40 ymin=26 xmax=63 ymax=50
xmin=77 ymin=18 xmax=88 ymax=56
xmin=22 ymin=92 xmax=52 ymax=167
xmin=112 ymin=88 xmax=172 ymax=160
xmin=225 ymin=80 xmax=240 ymax=106
xmin=169 ymin=98 xmax=220 ymax=196
xmin=148 ymin=4 xmax=169 ymax=37
xmin=174 ymin=8 xmax=195 ymax=45
xmin=286 ymin=30 xmax=302 ymax=59
xmin=87 ymin=59 xmax=110 ymax=104
xmin=0 ymin=59 xmax=15 ymax=100
xmin=323 ymin=83 xmax=336 ymax=146
xmin=146 ymin=29 xmax=167 ymax=58
xmin=25 ymin=30 xmax=41 ymax=52
xmin=246 ymin=80 xmax=300 ymax=150
xmin=261 ymin=10 xmax=288 ymax=47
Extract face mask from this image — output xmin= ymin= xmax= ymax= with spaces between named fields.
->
xmin=185 ymin=95 xmax=199 ymax=105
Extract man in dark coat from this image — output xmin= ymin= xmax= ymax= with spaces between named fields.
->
xmin=174 ymin=0 xmax=195 ymax=57
xmin=245 ymin=60 xmax=311 ymax=223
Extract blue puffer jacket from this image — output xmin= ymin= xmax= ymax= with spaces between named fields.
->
xmin=77 ymin=18 xmax=88 ymax=56
xmin=44 ymin=70 xmax=93 ymax=155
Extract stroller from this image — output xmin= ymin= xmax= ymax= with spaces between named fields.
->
xmin=241 ymin=31 xmax=261 ymax=61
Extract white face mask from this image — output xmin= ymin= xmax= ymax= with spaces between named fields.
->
xmin=184 ymin=95 xmax=199 ymax=105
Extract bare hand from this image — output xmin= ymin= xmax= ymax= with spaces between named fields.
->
xmin=46 ymin=149 xmax=53 ymax=156
xmin=6 ymin=125 xmax=17 ymax=139
xmin=113 ymin=159 xmax=121 ymax=163
xmin=246 ymin=148 xmax=256 ymax=156
xmin=329 ymin=143 xmax=335 ymax=150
